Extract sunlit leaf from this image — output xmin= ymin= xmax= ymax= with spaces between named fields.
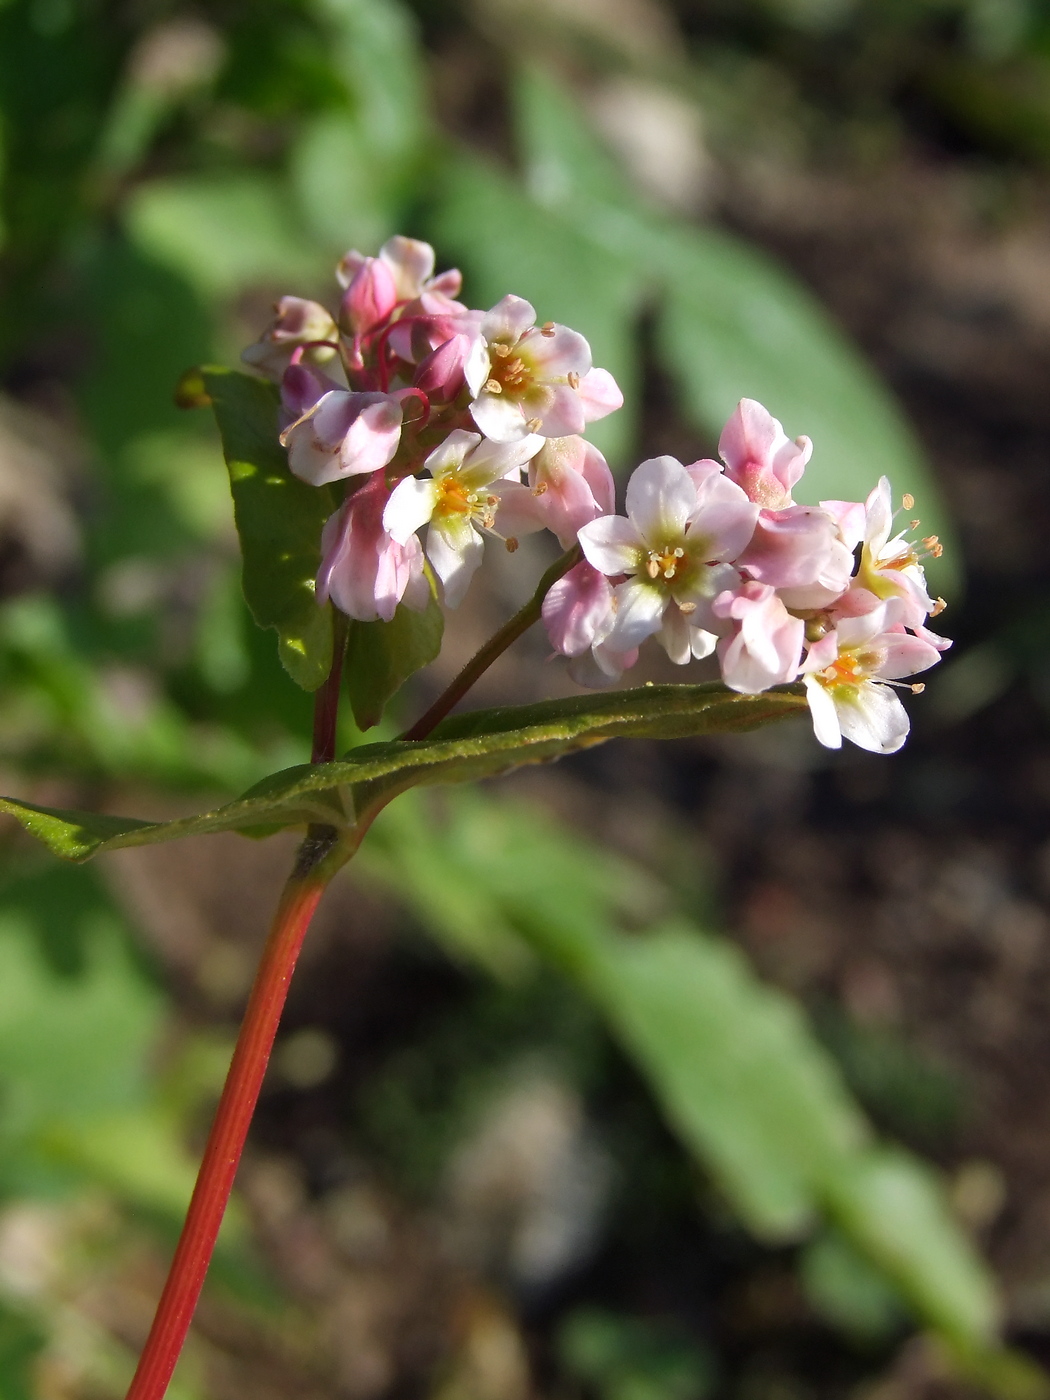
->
xmin=201 ymin=367 xmax=335 ymax=691
xmin=0 ymin=683 xmax=808 ymax=860
xmin=125 ymin=174 xmax=324 ymax=299
xmin=344 ymin=591 xmax=444 ymax=730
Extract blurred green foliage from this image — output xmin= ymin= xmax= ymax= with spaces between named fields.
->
xmin=0 ymin=0 xmax=1038 ymax=1394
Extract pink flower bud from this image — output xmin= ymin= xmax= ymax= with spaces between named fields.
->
xmin=413 ymin=333 xmax=470 ymax=401
xmin=340 ymin=256 xmax=398 ymax=337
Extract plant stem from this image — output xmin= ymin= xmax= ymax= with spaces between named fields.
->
xmin=312 ymin=609 xmax=349 ymax=764
xmin=125 ymin=830 xmax=348 ymax=1400
xmin=127 ymin=628 xmax=354 ymax=1400
xmin=401 ymin=543 xmax=582 ymax=742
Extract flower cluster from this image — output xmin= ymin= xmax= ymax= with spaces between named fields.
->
xmin=245 ymin=237 xmax=949 ymax=755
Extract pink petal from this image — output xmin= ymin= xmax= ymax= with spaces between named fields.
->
xmin=481 ymin=294 xmax=536 ymax=344
xmin=625 ymin=457 xmax=698 ymax=544
xmin=577 ymin=367 xmax=623 ymax=423
xmin=519 ymin=324 xmax=591 ymax=377
xmin=379 ymin=235 xmax=435 ymax=298
xmin=578 ymin=513 xmax=643 ymax=576
xmin=542 ymin=561 xmax=615 ymax=656
xmin=606 ymin=577 xmax=667 ymax=650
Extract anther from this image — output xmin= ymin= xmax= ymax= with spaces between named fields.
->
xmin=567 ymin=371 xmax=580 ymax=389
xmin=533 ymin=482 xmax=548 ymax=496
xmin=678 ymin=601 xmax=697 ymax=615
xmin=931 ymin=596 xmax=947 ymax=617
xmin=673 ymin=547 xmax=684 ymax=558
xmin=540 ymin=322 xmax=556 ymax=336
xmin=646 ymin=559 xmax=660 ymax=579
xmin=526 ymin=417 xmax=542 ymax=432
xmin=910 ymin=519 xmax=921 ymax=530
xmin=492 ymin=343 xmax=511 ymax=358
xmin=902 ymin=493 xmax=915 ymax=510
xmin=911 ymin=682 xmax=925 ymax=694
xmin=485 ymin=379 xmax=503 ymax=394
xmin=506 ymin=537 xmax=519 ymax=553
xmin=663 ymin=567 xmax=676 ymax=579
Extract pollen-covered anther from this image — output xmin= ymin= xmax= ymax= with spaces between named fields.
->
xmin=922 ymin=535 xmax=944 ymax=558
xmin=678 ymin=601 xmax=697 ymax=615
xmin=931 ymin=596 xmax=947 ymax=617
xmin=911 ymin=682 xmax=925 ymax=694
xmin=492 ymin=344 xmax=511 ymax=358
xmin=902 ymin=492 xmax=915 ymax=510
xmin=506 ymin=536 xmax=519 ymax=553
xmin=484 ymin=379 xmax=503 ymax=394
xmin=533 ymin=482 xmax=548 ymax=496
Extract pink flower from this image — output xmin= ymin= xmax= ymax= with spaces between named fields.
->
xmin=317 ymin=476 xmax=428 ymax=623
xmin=542 ymin=560 xmax=616 ymax=657
xmin=800 ymin=601 xmax=944 ymax=753
xmin=383 ymin=429 xmax=540 ymax=607
xmin=281 ymin=390 xmax=404 ymax=487
xmin=577 ymin=455 xmax=757 ymax=664
xmin=337 ymin=236 xmax=462 ymax=302
xmin=715 ymin=398 xmax=812 ymax=509
xmin=494 ymin=436 xmax=615 ymax=547
xmin=712 ymin=582 xmax=805 ymax=695
xmin=465 ymin=295 xmax=622 ymax=443
xmin=853 ymin=477 xmax=940 ymax=628
xmin=241 ymin=297 xmax=339 ymax=381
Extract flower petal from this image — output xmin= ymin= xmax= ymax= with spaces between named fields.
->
xmin=481 ymin=294 xmax=536 ymax=343
xmin=518 ymin=324 xmax=591 ymax=377
xmin=470 ymin=390 xmax=529 ymax=443
xmin=384 ymin=476 xmax=439 ymax=543
xmin=578 ymin=514 xmax=644 ymax=576
xmin=427 ymin=519 xmax=484 ymax=608
xmin=606 ymin=577 xmax=667 ymax=650
xmin=804 ymin=675 xmax=843 ymax=749
xmin=625 ymin=456 xmax=698 ymax=544
xmin=835 ymin=682 xmax=909 ymax=754
xmin=577 ymin=367 xmax=623 ymax=423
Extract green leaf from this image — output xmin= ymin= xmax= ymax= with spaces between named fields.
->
xmin=430 ymin=151 xmax=643 ymax=465
xmin=826 ymin=1149 xmax=999 ymax=1348
xmin=0 ymin=683 xmax=807 ymax=860
xmin=344 ymin=592 xmax=444 ymax=730
xmin=201 ymin=367 xmax=335 ymax=691
xmin=361 ymin=793 xmax=1010 ymax=1371
xmin=124 ymin=173 xmax=324 ymax=299
xmin=586 ymin=920 xmax=869 ymax=1237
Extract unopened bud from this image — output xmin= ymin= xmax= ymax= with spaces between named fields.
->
xmin=414 ymin=334 xmax=469 ymax=401
xmin=340 ymin=257 xmax=398 ymax=337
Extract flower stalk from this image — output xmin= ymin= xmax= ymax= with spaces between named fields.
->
xmin=401 ymin=542 xmax=581 ymax=742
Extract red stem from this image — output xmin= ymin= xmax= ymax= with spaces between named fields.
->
xmin=125 ymin=860 xmax=331 ymax=1400
xmin=312 ymin=610 xmax=349 ymax=764
xmin=127 ymin=612 xmax=351 ymax=1399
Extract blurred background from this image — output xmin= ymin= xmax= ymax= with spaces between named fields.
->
xmin=2 ymin=0 xmax=1050 ymax=1396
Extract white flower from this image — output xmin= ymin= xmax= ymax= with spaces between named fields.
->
xmin=577 ymin=455 xmax=758 ymax=665
xmin=465 ymin=295 xmax=622 ymax=443
xmin=383 ymin=429 xmax=540 ymax=606
xmin=800 ymin=602 xmax=945 ymax=753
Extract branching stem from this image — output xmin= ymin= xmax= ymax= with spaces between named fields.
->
xmin=401 ymin=544 xmax=582 ymax=742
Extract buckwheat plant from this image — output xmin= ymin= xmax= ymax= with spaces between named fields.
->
xmin=0 ymin=236 xmax=950 ymax=1399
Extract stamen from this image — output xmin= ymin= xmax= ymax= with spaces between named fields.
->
xmin=526 ymin=417 xmax=542 ymax=432
xmin=663 ymin=567 xmax=675 ymax=579
xmin=922 ymin=535 xmax=944 ymax=558
xmin=492 ymin=343 xmax=511 ymax=358
xmin=506 ymin=537 xmax=519 ymax=553
xmin=911 ymin=682 xmax=925 ymax=694
xmin=533 ymin=482 xmax=548 ymax=496
xmin=485 ymin=379 xmax=502 ymax=394
xmin=540 ymin=322 xmax=556 ymax=337
xmin=646 ymin=559 xmax=660 ymax=579
xmin=902 ymin=493 xmax=915 ymax=510
xmin=910 ymin=519 xmax=921 ymax=530
xmin=931 ymin=597 xmax=947 ymax=617
xmin=678 ymin=601 xmax=697 ymax=615
xmin=567 ymin=371 xmax=580 ymax=389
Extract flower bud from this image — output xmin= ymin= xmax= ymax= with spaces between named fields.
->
xmin=340 ymin=256 xmax=398 ymax=337
xmin=413 ymin=333 xmax=470 ymax=401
